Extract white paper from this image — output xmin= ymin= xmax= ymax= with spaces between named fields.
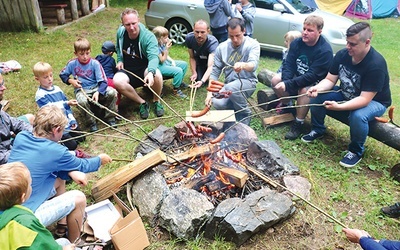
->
xmin=85 ymin=199 xmax=121 ymax=242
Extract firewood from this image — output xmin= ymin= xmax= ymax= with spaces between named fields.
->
xmin=166 ymin=144 xmax=219 ymax=163
xmin=218 ymin=168 xmax=248 ymax=188
xmin=262 ymin=113 xmax=295 ymax=126
xmin=91 ymin=149 xmax=167 ymax=202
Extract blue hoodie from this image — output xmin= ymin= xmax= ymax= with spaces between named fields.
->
xmin=204 ymin=0 xmax=234 ymax=32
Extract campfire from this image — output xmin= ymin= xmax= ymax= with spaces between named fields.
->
xmin=119 ymin=121 xmax=303 ymax=245
xmin=155 ymin=142 xmax=251 ymax=206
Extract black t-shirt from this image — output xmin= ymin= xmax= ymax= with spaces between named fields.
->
xmin=122 ymin=31 xmax=148 ymax=72
xmin=330 ymin=47 xmax=391 ymax=107
xmin=185 ymin=32 xmax=219 ymax=66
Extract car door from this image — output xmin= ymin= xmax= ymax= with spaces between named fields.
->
xmin=253 ymin=0 xmax=303 ymax=52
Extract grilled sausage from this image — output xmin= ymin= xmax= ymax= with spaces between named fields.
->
xmin=389 ymin=106 xmax=395 ymax=120
xmin=210 ymin=132 xmax=225 ymax=144
xmin=210 ymin=80 xmax=224 ymax=87
xmin=196 ymin=125 xmax=213 ymax=133
xmin=191 ymin=106 xmax=210 ymax=118
xmin=375 ymin=117 xmax=389 ymax=123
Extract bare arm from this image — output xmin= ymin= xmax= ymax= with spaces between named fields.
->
xmin=188 ymin=49 xmax=198 ymax=82
xmin=325 ymin=91 xmax=376 ymax=111
xmin=202 ymin=53 xmax=215 ymax=83
xmin=307 ymin=73 xmax=339 ymax=97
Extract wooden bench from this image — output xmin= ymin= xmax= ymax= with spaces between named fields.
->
xmin=41 ymin=3 xmax=68 ymax=25
xmin=257 ymin=69 xmax=400 ymax=151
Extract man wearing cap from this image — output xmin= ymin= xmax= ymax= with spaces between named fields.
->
xmin=185 ymin=20 xmax=219 ymax=88
xmin=0 ymin=73 xmax=34 ymax=164
xmin=113 ymin=8 xmax=164 ymax=119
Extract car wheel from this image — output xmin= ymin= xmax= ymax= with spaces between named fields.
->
xmin=166 ymin=18 xmax=192 ymax=45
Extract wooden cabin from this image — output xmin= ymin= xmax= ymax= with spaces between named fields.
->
xmin=0 ymin=0 xmax=93 ymax=32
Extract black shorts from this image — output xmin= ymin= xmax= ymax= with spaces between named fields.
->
xmin=117 ymin=68 xmax=147 ymax=88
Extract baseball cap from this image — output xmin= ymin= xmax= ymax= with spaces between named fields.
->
xmin=101 ymin=41 xmax=116 ymax=53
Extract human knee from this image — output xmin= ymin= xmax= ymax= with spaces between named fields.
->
xmin=71 ymin=190 xmax=86 ymax=207
xmin=349 ymin=110 xmax=369 ymax=125
xmin=113 ymin=72 xmax=129 ymax=87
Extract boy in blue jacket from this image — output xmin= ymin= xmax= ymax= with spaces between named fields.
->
xmin=8 ymin=105 xmax=112 ymax=243
xmin=60 ymin=38 xmax=118 ymax=132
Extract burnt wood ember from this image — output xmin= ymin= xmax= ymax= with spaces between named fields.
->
xmin=185 ymin=171 xmax=216 ymax=191
xmin=205 ymin=180 xmax=227 ymax=192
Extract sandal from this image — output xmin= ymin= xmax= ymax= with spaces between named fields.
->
xmin=55 ymin=222 xmax=68 ymax=238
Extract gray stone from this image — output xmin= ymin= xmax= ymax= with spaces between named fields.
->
xmin=134 ymin=138 xmax=160 ymax=155
xmin=223 ymin=122 xmax=258 ymax=149
xmin=148 ymin=125 xmax=177 ymax=145
xmin=247 ymin=140 xmax=300 ymax=177
xmin=159 ymin=187 xmax=214 ymax=239
xmin=205 ymin=188 xmax=295 ymax=245
xmin=130 ymin=171 xmax=170 ymax=226
xmin=283 ymin=175 xmax=311 ymax=201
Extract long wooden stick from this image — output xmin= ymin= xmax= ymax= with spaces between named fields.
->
xmin=242 ymin=163 xmax=348 ymax=228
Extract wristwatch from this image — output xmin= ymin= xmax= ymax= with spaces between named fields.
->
xmin=149 ymin=70 xmax=156 ymax=77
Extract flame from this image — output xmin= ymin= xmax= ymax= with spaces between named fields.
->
xmin=218 ymin=171 xmax=230 ymax=185
xmin=186 ymin=168 xmax=196 ymax=178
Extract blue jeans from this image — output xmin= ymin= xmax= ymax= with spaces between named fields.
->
xmin=159 ymin=60 xmax=188 ymax=88
xmin=310 ymin=86 xmax=387 ymax=156
xmin=212 ymin=79 xmax=256 ymax=125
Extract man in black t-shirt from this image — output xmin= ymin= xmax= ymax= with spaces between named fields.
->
xmin=302 ymin=22 xmax=391 ymax=168
xmin=185 ymin=20 xmax=219 ymax=88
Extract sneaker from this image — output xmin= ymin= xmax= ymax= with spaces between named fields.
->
xmin=339 ymin=151 xmax=362 ymax=168
xmin=107 ymin=119 xmax=117 ymax=128
xmin=285 ymin=120 xmax=304 ymax=140
xmin=139 ymin=102 xmax=150 ymax=119
xmin=173 ymin=89 xmax=187 ymax=99
xmin=381 ymin=202 xmax=400 ymax=218
xmin=301 ymin=130 xmax=324 ymax=143
xmin=179 ymin=82 xmax=189 ymax=88
xmin=75 ymin=149 xmax=92 ymax=158
xmin=89 ymin=123 xmax=98 ymax=132
xmin=154 ymin=101 xmax=164 ymax=117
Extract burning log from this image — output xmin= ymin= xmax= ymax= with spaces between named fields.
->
xmin=185 ymin=171 xmax=217 ymax=191
xmin=218 ymin=168 xmax=248 ymax=188
xmin=166 ymin=144 xmax=219 ymax=163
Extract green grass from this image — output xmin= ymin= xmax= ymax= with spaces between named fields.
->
xmin=1 ymin=1 xmax=400 ymax=249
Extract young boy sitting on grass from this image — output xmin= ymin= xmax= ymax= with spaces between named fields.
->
xmin=59 ymin=37 xmax=118 ymax=132
xmin=0 ymin=162 xmax=75 ymax=250
xmin=8 ymin=105 xmax=112 ymax=243
xmin=95 ymin=41 xmax=122 ymax=116
xmin=152 ymin=26 xmax=189 ymax=98
xmin=34 ymin=61 xmax=85 ymax=151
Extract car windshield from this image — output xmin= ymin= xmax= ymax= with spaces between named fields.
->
xmin=285 ymin=0 xmax=315 ymax=13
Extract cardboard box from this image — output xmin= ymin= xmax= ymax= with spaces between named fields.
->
xmin=109 ymin=193 xmax=150 ymax=250
xmin=85 ymin=199 xmax=121 ymax=242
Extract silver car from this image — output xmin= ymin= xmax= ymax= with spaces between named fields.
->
xmin=145 ymin=0 xmax=354 ymax=53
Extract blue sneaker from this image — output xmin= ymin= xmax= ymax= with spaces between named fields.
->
xmin=301 ymin=130 xmax=324 ymax=143
xmin=339 ymin=151 xmax=362 ymax=168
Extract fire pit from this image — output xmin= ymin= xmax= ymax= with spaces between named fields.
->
xmin=128 ymin=122 xmax=307 ymax=245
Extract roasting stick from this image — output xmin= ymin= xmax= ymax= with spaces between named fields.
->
xmin=123 ymin=69 xmax=188 ymax=123
xmin=241 ymin=162 xmax=348 ymax=228
xmin=213 ymin=89 xmax=343 ymax=126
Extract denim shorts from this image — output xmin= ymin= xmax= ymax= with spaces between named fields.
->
xmin=35 ymin=189 xmax=83 ymax=227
